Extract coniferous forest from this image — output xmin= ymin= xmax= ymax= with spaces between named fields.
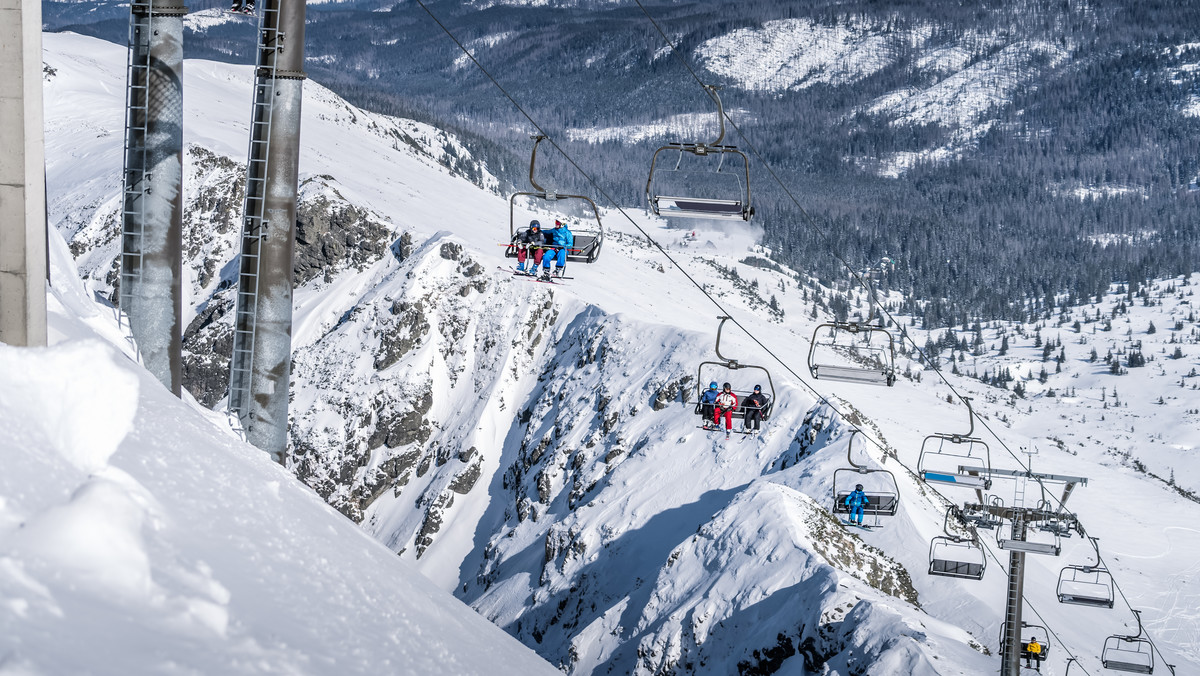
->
xmin=47 ymin=0 xmax=1200 ymax=327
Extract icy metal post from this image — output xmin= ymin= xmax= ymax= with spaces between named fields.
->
xmin=0 ymin=0 xmax=48 ymax=347
xmin=227 ymin=0 xmax=306 ymax=463
xmin=120 ymin=0 xmax=187 ymax=395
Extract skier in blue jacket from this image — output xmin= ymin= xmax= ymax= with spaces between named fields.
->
xmin=845 ymin=484 xmax=867 ymax=525
xmin=540 ymin=220 xmax=574 ymax=280
xmin=699 ymin=381 xmax=719 ymax=429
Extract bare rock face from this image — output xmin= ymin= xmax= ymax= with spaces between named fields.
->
xmin=370 ymin=391 xmax=434 ymax=450
xmin=176 ymin=175 xmax=397 ymax=408
xmin=294 ymin=179 xmax=391 ymax=285
xmin=374 ymin=301 xmax=430 ymax=372
xmin=181 ymin=293 xmax=235 ymax=408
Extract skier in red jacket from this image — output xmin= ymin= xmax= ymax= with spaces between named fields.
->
xmin=713 ymin=383 xmax=738 ymax=434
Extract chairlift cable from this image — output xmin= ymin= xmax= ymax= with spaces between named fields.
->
xmin=415 ymin=0 xmax=1171 ymax=668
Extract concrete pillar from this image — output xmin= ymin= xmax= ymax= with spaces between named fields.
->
xmin=120 ymin=0 xmax=186 ymax=395
xmin=229 ymin=0 xmax=306 ymax=463
xmin=0 ymin=0 xmax=48 ymax=347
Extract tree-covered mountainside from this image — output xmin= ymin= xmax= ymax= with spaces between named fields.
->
xmin=48 ymin=0 xmax=1200 ymax=326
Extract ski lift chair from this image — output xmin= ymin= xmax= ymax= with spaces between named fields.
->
xmin=1103 ymin=611 xmax=1155 ymax=673
xmin=1017 ymin=623 xmax=1051 ymax=667
xmin=807 ymin=322 xmax=897 ymax=386
xmin=918 ymin=398 xmax=992 ymax=493
xmin=645 ymin=85 xmax=753 ymax=222
xmin=832 ymin=430 xmax=900 ymax=518
xmin=1057 ymin=537 xmax=1115 ymax=608
xmin=694 ymin=316 xmax=775 ymax=426
xmin=928 ymin=507 xmax=986 ymax=581
xmin=507 ymin=135 xmax=604 ymax=264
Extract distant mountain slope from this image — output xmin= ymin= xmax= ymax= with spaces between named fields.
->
xmin=45 ymin=1 xmax=1200 ymax=322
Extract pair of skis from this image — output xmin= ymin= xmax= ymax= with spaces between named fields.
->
xmin=500 ymin=266 xmax=572 ymax=284
xmin=699 ymin=424 xmax=760 ymax=441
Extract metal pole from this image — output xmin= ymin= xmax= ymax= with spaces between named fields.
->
xmin=228 ymin=0 xmax=306 ymax=463
xmin=0 ymin=0 xmax=48 ymax=347
xmin=120 ymin=0 xmax=186 ymax=395
xmin=1001 ymin=514 xmax=1027 ymax=676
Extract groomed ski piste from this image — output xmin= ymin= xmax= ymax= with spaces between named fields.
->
xmin=14 ymin=30 xmax=1200 ymax=674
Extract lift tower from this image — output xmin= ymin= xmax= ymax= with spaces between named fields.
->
xmin=0 ymin=0 xmax=48 ymax=348
xmin=120 ymin=0 xmax=187 ymax=394
xmin=963 ymin=468 xmax=1087 ymax=676
xmin=227 ymin=0 xmax=306 ymax=463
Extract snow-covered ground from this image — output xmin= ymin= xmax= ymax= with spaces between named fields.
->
xmin=23 ymin=30 xmax=1200 ymax=675
xmin=566 ymin=110 xmax=752 ymax=145
xmin=695 ymin=18 xmax=895 ymax=92
xmin=0 ymin=195 xmax=559 ymax=675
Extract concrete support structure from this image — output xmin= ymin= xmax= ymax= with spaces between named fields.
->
xmin=0 ymin=0 xmax=48 ymax=347
xmin=228 ymin=0 xmax=306 ymax=464
xmin=120 ymin=0 xmax=187 ymax=395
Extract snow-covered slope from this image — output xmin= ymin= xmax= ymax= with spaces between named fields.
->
xmin=692 ymin=18 xmax=1073 ymax=178
xmin=0 ymin=214 xmax=559 ymax=674
xmin=37 ymin=31 xmax=1200 ymax=675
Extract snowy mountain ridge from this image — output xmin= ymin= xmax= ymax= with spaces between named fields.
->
xmin=31 ymin=31 xmax=1200 ymax=675
xmin=0 ymin=239 xmax=560 ymax=674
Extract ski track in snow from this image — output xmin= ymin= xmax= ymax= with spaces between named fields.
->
xmin=27 ymin=30 xmax=1200 ymax=676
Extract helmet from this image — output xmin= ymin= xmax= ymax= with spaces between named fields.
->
xmin=529 ymin=219 xmax=540 ymax=229
xmin=555 ymin=219 xmax=563 ymax=226
xmin=855 ymin=484 xmax=864 ymax=491
xmin=708 ymin=381 xmax=718 ymax=390
xmin=722 ymin=382 xmax=732 ymax=390
xmin=753 ymin=384 xmax=762 ymax=392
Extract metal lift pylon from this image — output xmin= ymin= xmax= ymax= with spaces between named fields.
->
xmin=119 ymin=0 xmax=187 ymax=394
xmin=962 ymin=470 xmax=1087 ymax=676
xmin=227 ymin=0 xmax=306 ymax=463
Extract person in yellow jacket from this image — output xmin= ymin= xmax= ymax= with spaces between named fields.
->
xmin=1024 ymin=637 xmax=1042 ymax=668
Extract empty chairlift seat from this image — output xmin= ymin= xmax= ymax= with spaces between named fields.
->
xmin=928 ymin=536 xmax=986 ymax=580
xmin=917 ymin=400 xmax=994 ymax=491
xmin=1102 ymin=635 xmax=1154 ymax=674
xmin=653 ymin=194 xmax=749 ymax=221
xmin=645 ymin=85 xmax=754 ymax=223
xmin=807 ymin=322 xmax=897 ymax=387
xmin=1057 ymin=566 xmax=1116 ymax=608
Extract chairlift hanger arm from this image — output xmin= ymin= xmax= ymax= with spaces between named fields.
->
xmin=703 ymin=316 xmax=775 ymax=400
xmin=528 ymin=134 xmax=548 ymax=194
xmin=705 ymin=84 xmax=726 ymax=147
